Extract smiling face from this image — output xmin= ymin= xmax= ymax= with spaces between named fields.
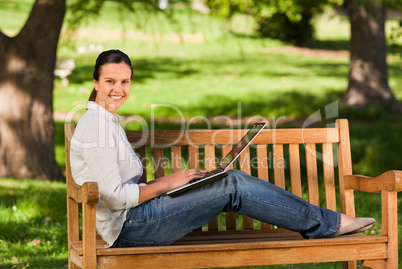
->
xmin=93 ymin=62 xmax=132 ymax=115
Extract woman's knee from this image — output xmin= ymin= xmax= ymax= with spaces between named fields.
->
xmin=227 ymin=169 xmax=247 ymax=178
xmin=226 ymin=169 xmax=258 ymax=184
xmin=224 ymin=169 xmax=259 ymax=190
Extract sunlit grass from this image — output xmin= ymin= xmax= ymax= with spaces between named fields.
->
xmin=0 ymin=178 xmax=68 ymax=269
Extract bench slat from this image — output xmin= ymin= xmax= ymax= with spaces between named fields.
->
xmin=256 ymin=144 xmax=269 ymax=182
xmin=153 ymin=147 xmax=165 ymax=179
xmin=239 ymin=147 xmax=251 ymax=174
xmin=323 ymin=143 xmax=337 ymax=211
xmin=71 ymin=234 xmax=387 ymax=256
xmin=222 ymin=145 xmax=237 ymax=231
xmin=305 ymin=143 xmax=319 ymax=206
xmin=204 ymin=145 xmax=218 ymax=231
xmin=135 ymin=147 xmax=147 ymax=184
xmin=171 ymin=145 xmax=182 ymax=173
xmin=126 ymin=128 xmax=340 ymax=146
xmin=189 ymin=145 xmax=203 ymax=231
xmin=204 ymin=145 xmax=215 ymax=171
xmin=95 ymin=235 xmax=387 ymax=255
xmin=240 ymin=147 xmax=254 ymax=230
xmin=97 ymin=242 xmax=387 ymax=269
xmin=273 ymin=144 xmax=285 ymax=189
xmin=289 ymin=144 xmax=302 ymax=198
xmin=188 ymin=145 xmax=199 ymax=170
xmin=256 ymin=144 xmax=271 ymax=230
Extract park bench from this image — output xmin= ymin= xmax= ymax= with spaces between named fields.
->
xmin=64 ymin=119 xmax=401 ymax=268
xmin=54 ymin=59 xmax=75 ymax=86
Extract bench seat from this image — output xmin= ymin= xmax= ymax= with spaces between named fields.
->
xmin=70 ymin=232 xmax=388 ymax=268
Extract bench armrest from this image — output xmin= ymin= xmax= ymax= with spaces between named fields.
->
xmin=67 ymin=180 xmax=99 ymax=205
xmin=344 ymin=170 xmax=402 ymax=193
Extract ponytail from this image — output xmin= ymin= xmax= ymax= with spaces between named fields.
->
xmin=88 ymin=88 xmax=97 ymax=102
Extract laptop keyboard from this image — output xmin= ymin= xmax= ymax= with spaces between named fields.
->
xmin=189 ymin=169 xmax=223 ymax=183
xmin=203 ymin=169 xmax=222 ymax=177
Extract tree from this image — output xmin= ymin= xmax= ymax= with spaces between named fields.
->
xmin=344 ymin=0 xmax=402 ymax=113
xmin=207 ymin=0 xmax=402 ymax=113
xmin=0 ymin=0 xmax=163 ymax=180
xmin=0 ymin=0 xmax=66 ymax=180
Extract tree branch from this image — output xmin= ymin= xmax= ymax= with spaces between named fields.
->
xmin=18 ymin=0 xmax=66 ymax=43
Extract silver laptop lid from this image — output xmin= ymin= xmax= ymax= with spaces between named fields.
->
xmin=217 ymin=123 xmax=266 ymax=170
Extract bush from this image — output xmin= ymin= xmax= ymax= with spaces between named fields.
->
xmin=256 ymin=11 xmax=315 ymax=45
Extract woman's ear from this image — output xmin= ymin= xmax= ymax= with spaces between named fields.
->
xmin=93 ymin=79 xmax=98 ymax=91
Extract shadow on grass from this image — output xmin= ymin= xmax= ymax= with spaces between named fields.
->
xmin=303 ymin=39 xmax=350 ymax=51
xmin=69 ymin=57 xmax=200 ymax=85
xmin=146 ymin=88 xmax=344 ymax=119
xmin=67 ymin=48 xmax=350 ymax=85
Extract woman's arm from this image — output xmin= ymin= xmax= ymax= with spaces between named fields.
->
xmin=138 ymin=169 xmax=205 ymax=203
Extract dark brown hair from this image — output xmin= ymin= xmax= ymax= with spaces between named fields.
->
xmin=89 ymin=49 xmax=133 ymax=102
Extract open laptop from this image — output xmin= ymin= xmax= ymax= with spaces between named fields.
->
xmin=167 ymin=123 xmax=267 ymax=197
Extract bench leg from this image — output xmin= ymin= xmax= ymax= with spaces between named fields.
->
xmin=343 ymin=261 xmax=357 ymax=269
xmin=382 ymin=191 xmax=399 ymax=269
xmin=83 ymin=203 xmax=97 ymax=269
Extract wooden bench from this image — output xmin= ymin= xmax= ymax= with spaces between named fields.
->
xmin=64 ymin=119 xmax=401 ymax=268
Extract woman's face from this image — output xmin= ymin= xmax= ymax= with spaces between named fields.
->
xmin=94 ymin=62 xmax=132 ymax=115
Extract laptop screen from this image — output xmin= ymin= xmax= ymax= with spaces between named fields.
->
xmin=218 ymin=123 xmax=266 ymax=169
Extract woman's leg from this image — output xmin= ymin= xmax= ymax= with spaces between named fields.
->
xmin=114 ymin=169 xmax=340 ymax=247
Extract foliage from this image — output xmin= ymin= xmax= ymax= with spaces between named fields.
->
xmin=256 ymin=10 xmax=315 ymax=45
xmin=389 ymin=20 xmax=402 ymax=59
xmin=206 ymin=0 xmax=341 ymax=44
xmin=64 ymin=0 xmax=187 ymax=41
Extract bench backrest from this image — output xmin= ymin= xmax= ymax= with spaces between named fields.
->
xmin=65 ymin=119 xmax=355 ymax=236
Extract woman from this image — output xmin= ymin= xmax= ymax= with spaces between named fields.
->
xmin=70 ymin=49 xmax=375 ymax=248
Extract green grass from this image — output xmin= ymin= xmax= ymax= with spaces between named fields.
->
xmin=51 ymin=5 xmax=401 ymax=121
xmin=54 ymin=5 xmax=350 ymax=118
xmin=1 ymin=1 xmax=402 ymax=268
xmin=0 ymin=178 xmax=68 ymax=269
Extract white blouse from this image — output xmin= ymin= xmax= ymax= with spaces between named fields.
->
xmin=70 ymin=101 xmax=143 ymax=247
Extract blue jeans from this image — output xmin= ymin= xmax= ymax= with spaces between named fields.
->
xmin=113 ymin=169 xmax=341 ymax=247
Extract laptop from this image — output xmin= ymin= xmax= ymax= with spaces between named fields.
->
xmin=167 ymin=123 xmax=267 ymax=197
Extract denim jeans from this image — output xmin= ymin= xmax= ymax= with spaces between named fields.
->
xmin=113 ymin=169 xmax=341 ymax=248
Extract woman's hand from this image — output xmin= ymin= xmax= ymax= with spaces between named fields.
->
xmin=163 ymin=169 xmax=206 ymax=190
xmin=138 ymin=169 xmax=206 ymax=203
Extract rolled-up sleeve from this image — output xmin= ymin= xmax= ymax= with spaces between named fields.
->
xmin=71 ymin=113 xmax=143 ymax=210
xmin=80 ymin=143 xmax=141 ymax=210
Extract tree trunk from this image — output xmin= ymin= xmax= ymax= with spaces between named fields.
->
xmin=0 ymin=0 xmax=66 ymax=180
xmin=344 ymin=0 xmax=402 ymax=113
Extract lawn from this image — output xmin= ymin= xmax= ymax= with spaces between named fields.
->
xmin=0 ymin=0 xmax=402 ymax=268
